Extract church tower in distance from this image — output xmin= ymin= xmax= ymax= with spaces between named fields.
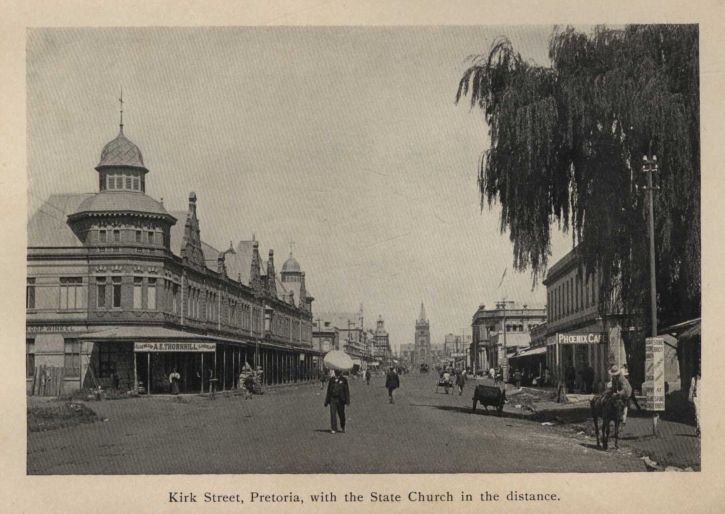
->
xmin=414 ymin=302 xmax=431 ymax=367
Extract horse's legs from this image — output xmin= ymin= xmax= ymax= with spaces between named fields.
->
xmin=613 ymin=416 xmax=620 ymax=449
xmin=593 ymin=413 xmax=601 ymax=448
xmin=603 ymin=418 xmax=610 ymax=450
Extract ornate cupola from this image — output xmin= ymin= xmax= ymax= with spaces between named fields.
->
xmin=95 ymin=93 xmax=149 ymax=193
xmin=67 ymin=97 xmax=175 ymax=247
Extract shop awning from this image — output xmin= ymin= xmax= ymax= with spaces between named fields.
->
xmin=78 ymin=326 xmax=321 ymax=354
xmin=79 ymin=326 xmax=209 ymax=341
xmin=510 ymin=346 xmax=547 ymax=359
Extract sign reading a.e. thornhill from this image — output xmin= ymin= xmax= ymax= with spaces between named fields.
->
xmin=133 ymin=342 xmax=216 ymax=352
xmin=643 ymin=337 xmax=665 ymax=411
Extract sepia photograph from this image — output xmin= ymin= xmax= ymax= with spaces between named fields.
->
xmin=24 ymin=23 xmax=701 ymax=476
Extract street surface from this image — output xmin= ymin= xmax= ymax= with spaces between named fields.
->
xmin=28 ymin=373 xmax=647 ymax=473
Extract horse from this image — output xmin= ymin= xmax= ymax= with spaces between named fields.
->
xmin=590 ymin=393 xmax=625 ymax=450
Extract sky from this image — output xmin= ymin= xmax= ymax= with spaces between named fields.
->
xmin=27 ymin=26 xmax=572 ymax=352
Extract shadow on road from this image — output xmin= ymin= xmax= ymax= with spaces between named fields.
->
xmin=412 ymin=403 xmax=524 ymax=420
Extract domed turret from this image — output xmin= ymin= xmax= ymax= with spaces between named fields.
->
xmin=96 ymin=132 xmax=147 ymax=172
xmin=282 ymin=253 xmax=301 ymax=274
xmin=95 ymin=96 xmax=149 ymax=193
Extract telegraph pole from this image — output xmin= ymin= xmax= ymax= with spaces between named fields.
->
xmin=642 ymin=154 xmax=660 ymax=435
xmin=496 ymin=300 xmax=515 ymax=382
xmin=642 ymin=155 xmax=659 ymax=338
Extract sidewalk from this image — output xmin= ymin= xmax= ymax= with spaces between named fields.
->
xmin=476 ymin=378 xmax=701 ymax=470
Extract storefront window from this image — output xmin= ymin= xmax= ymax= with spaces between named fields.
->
xmin=64 ymin=339 xmax=80 ymax=377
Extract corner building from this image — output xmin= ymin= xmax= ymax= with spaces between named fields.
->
xmin=27 ymin=119 xmax=318 ymax=395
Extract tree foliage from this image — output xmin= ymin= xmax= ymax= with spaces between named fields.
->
xmin=457 ymin=25 xmax=700 ymax=333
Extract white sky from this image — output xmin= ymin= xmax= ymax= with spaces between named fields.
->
xmin=27 ymin=27 xmax=572 ymax=351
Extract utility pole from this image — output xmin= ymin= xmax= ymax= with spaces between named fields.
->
xmin=642 ymin=155 xmax=659 ymax=338
xmin=496 ymin=300 xmax=515 ymax=381
xmin=642 ymin=154 xmax=660 ymax=435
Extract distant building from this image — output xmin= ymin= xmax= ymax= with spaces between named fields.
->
xmin=373 ymin=316 xmax=392 ymax=365
xmin=312 ymin=320 xmax=339 ymax=354
xmin=399 ymin=343 xmax=415 ymax=367
xmin=443 ymin=333 xmax=470 ymax=370
xmin=413 ymin=302 xmax=431 ymax=367
xmin=315 ymin=305 xmax=371 ymax=366
xmin=470 ymin=302 xmax=546 ymax=373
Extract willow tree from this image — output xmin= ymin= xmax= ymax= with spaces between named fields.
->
xmin=457 ymin=25 xmax=700 ymax=385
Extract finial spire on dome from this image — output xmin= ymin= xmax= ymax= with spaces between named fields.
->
xmin=119 ymin=87 xmax=124 ymax=134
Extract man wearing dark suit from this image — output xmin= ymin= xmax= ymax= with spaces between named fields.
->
xmin=324 ymin=370 xmax=350 ymax=434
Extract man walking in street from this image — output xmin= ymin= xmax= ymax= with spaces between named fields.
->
xmin=385 ymin=366 xmax=400 ymax=404
xmin=324 ymin=370 xmax=350 ymax=434
xmin=456 ymin=369 xmax=466 ymax=396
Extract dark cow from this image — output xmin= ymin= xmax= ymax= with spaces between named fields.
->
xmin=472 ymin=384 xmax=505 ymax=416
xmin=591 ymin=393 xmax=625 ymax=450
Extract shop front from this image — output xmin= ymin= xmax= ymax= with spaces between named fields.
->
xmin=546 ymin=331 xmax=610 ymax=393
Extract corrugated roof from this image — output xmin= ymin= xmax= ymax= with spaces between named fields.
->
xmin=28 ymin=193 xmax=93 ymax=247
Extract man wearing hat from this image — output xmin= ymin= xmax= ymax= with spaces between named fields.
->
xmin=607 ymin=365 xmax=633 ymax=424
xmin=324 ymin=370 xmax=350 ymax=434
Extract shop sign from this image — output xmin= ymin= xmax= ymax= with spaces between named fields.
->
xmin=556 ymin=333 xmax=608 ymax=345
xmin=27 ymin=325 xmax=84 ymax=334
xmin=133 ymin=342 xmax=216 ymax=352
xmin=643 ymin=337 xmax=665 ymax=411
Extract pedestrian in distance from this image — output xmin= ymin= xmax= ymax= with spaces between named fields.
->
xmin=456 ymin=369 xmax=466 ymax=396
xmin=365 ymin=369 xmax=371 ymax=386
xmin=442 ymin=368 xmax=451 ymax=394
xmin=169 ymin=370 xmax=181 ymax=395
xmin=324 ymin=370 xmax=350 ymax=434
xmin=385 ymin=366 xmax=400 ymax=403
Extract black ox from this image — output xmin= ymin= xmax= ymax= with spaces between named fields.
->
xmin=471 ymin=384 xmax=505 ymax=416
